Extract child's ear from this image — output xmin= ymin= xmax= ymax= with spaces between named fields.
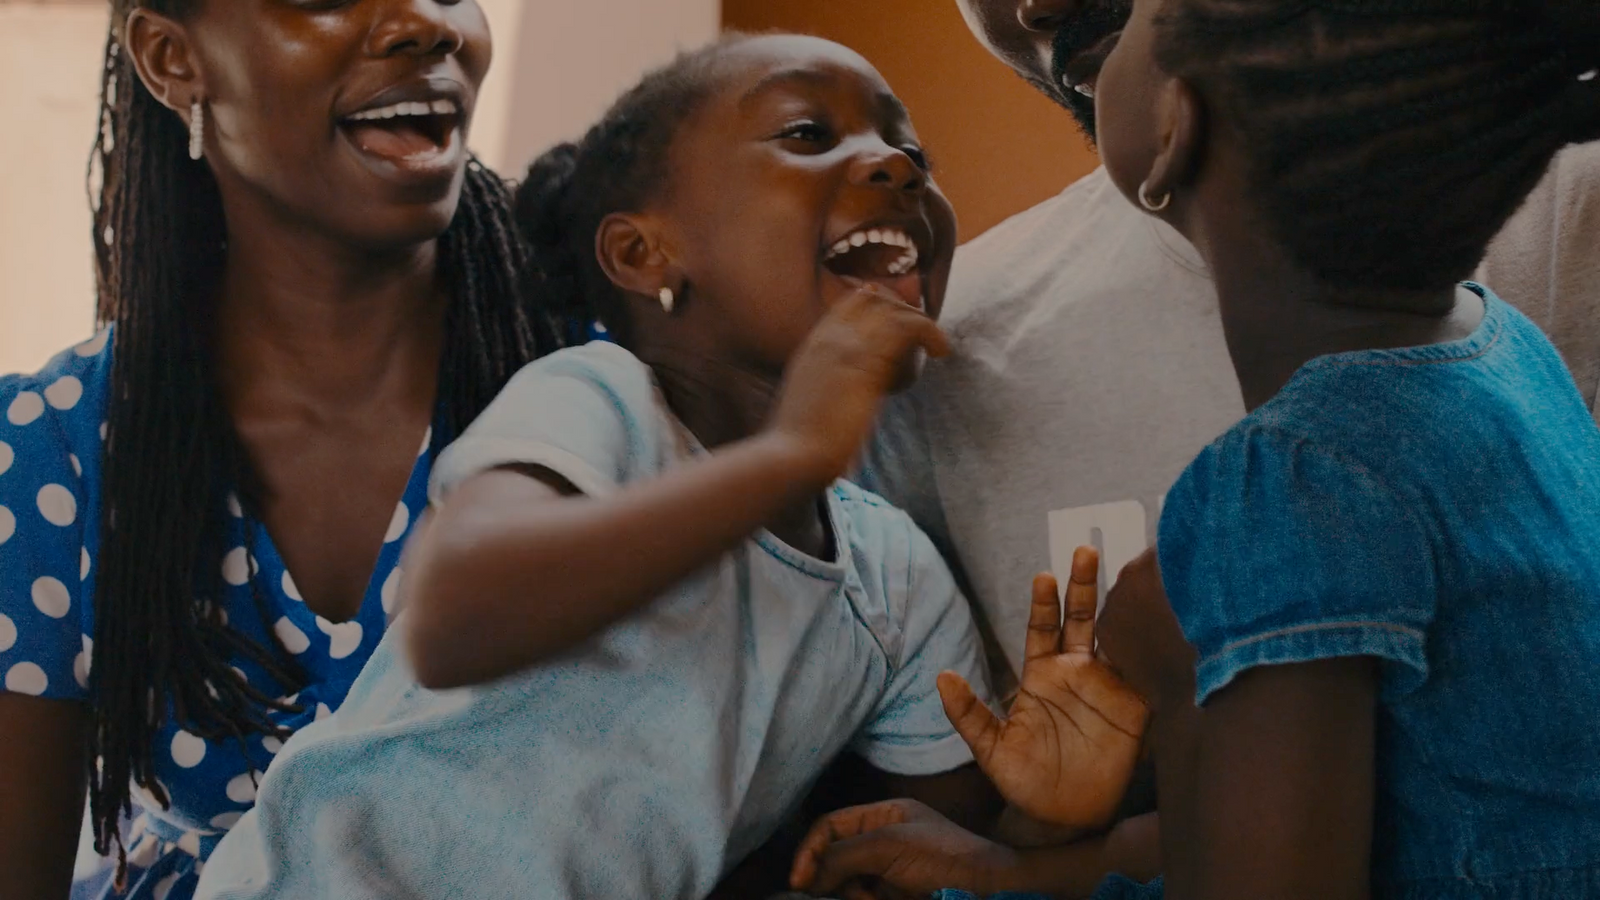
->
xmin=596 ymin=212 xmax=677 ymax=298
xmin=1141 ymin=77 xmax=1206 ymax=207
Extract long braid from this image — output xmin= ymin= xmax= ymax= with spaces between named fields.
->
xmin=1154 ymin=0 xmax=1600 ymax=292
xmin=87 ymin=1 xmax=567 ymax=873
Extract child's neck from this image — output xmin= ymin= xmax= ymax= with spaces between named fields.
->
xmin=1200 ymin=227 xmax=1479 ymax=412
xmin=647 ymin=354 xmax=832 ymax=560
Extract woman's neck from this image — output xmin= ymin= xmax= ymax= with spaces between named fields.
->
xmin=213 ymin=215 xmax=447 ymax=421
xmin=1196 ymin=222 xmax=1475 ymax=412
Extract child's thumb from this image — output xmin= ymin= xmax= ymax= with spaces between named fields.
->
xmin=937 ymin=671 xmax=1002 ymax=764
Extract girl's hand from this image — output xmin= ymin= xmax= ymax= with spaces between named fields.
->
xmin=937 ymin=547 xmax=1150 ymax=831
xmin=769 ymin=284 xmax=950 ymax=484
xmin=789 ymin=799 xmax=1018 ymax=900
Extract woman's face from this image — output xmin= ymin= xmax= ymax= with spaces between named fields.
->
xmin=653 ymin=35 xmax=958 ymax=384
xmin=151 ymin=0 xmax=491 ymax=250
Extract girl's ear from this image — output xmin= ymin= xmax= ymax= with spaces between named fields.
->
xmin=596 ymin=211 xmax=680 ymax=299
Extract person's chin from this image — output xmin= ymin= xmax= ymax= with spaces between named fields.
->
xmin=1062 ymin=92 xmax=1099 ymax=144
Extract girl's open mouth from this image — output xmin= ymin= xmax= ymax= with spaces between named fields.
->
xmin=821 ymin=225 xmax=927 ymax=310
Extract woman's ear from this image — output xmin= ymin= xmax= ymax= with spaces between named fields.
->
xmin=123 ymin=8 xmax=205 ymax=115
xmin=595 ymin=212 xmax=679 ymax=300
xmin=1141 ymin=77 xmax=1206 ymax=209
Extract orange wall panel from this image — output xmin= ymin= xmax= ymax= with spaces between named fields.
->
xmin=722 ymin=0 xmax=1100 ymax=239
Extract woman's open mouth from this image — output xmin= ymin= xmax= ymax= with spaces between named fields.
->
xmin=338 ymin=88 xmax=467 ymax=182
xmin=1059 ymin=30 xmax=1123 ymax=100
xmin=821 ymin=225 xmax=927 ymax=311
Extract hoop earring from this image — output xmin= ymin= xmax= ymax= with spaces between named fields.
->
xmin=189 ymin=98 xmax=205 ymax=161
xmin=1139 ymin=181 xmax=1171 ymax=213
xmin=659 ymin=286 xmax=675 ymax=314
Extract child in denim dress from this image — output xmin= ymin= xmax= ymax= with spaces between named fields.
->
xmin=791 ymin=1 xmax=1600 ymax=898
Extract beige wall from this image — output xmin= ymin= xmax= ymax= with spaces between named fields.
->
xmin=0 ymin=0 xmax=719 ymax=376
xmin=0 ymin=4 xmax=107 ymax=374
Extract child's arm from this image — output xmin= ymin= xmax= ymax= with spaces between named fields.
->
xmin=401 ymin=285 xmax=947 ymax=689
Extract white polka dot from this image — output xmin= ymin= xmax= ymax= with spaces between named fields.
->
xmin=130 ymin=778 xmax=168 ymax=813
xmin=209 ymin=812 xmax=243 ymax=832
xmin=222 ymin=548 xmax=250 ymax=586
xmin=225 ymin=772 xmax=258 ymax=804
xmin=37 ymin=484 xmax=76 ymax=527
xmin=74 ymin=635 xmax=92 ymax=689
xmin=176 ymin=831 xmax=201 ymax=858
xmin=5 ymin=662 xmax=47 ymax=695
xmin=0 ymin=506 xmax=13 ymax=546
xmin=384 ymin=502 xmax=410 ymax=543
xmin=593 ymin=321 xmax=609 ymax=334
xmin=315 ymin=702 xmax=332 ymax=721
xmin=126 ymin=833 xmax=161 ymax=869
xmin=0 ymin=614 xmax=15 ymax=652
xmin=226 ymin=493 xmax=243 ymax=517
xmin=6 ymin=391 xmax=44 ymax=426
xmin=280 ymin=693 xmax=299 ymax=706
xmin=70 ymin=454 xmax=82 ymax=477
xmin=274 ymin=617 xmax=310 ymax=655
xmin=81 ymin=546 xmax=91 ymax=581
xmin=99 ymin=421 xmax=107 ymax=442
xmin=381 ymin=567 xmax=402 ymax=616
xmin=45 ymin=376 xmax=83 ymax=411
xmin=153 ymin=871 xmax=181 ymax=900
xmin=261 ymin=736 xmax=282 ymax=755
xmin=32 ymin=577 xmax=71 ymax=619
xmin=75 ymin=329 xmax=110 ymax=358
xmin=315 ymin=617 xmax=363 ymax=660
xmin=418 ymin=427 xmax=432 ymax=457
xmin=281 ymin=571 xmax=302 ymax=602
xmin=231 ymin=666 xmax=247 ymax=683
xmin=0 ymin=440 xmax=12 ymax=476
xmin=171 ymin=730 xmax=206 ymax=768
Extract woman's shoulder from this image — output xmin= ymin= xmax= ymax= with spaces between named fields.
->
xmin=2 ymin=329 xmax=113 ymax=480
xmin=2 ymin=329 xmax=112 ymax=422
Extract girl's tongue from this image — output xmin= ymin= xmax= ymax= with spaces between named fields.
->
xmin=823 ymin=238 xmax=924 ymax=310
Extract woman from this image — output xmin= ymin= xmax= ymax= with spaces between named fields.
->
xmin=0 ymin=1 xmax=568 ymax=897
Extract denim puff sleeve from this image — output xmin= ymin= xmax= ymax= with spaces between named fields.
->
xmin=1158 ymin=426 xmax=1438 ymax=705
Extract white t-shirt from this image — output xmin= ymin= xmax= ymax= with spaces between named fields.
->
xmin=196 ymin=342 xmax=991 ymax=900
xmin=861 ymin=148 xmax=1600 ymax=683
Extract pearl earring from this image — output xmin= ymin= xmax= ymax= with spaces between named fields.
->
xmin=659 ymin=286 xmax=675 ymax=314
xmin=189 ymin=98 xmax=205 ymax=161
xmin=1139 ymin=181 xmax=1171 ymax=213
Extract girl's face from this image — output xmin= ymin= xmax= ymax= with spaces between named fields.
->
xmin=1092 ymin=0 xmax=1176 ymax=215
xmin=650 ymin=36 xmax=958 ymax=380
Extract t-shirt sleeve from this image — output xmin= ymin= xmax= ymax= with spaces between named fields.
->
xmin=429 ymin=343 xmax=665 ymax=503
xmin=0 ymin=376 xmax=90 ymax=701
xmin=852 ymin=521 xmax=992 ymax=776
xmin=1158 ymin=427 xmax=1438 ymax=706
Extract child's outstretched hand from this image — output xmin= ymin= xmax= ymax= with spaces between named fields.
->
xmin=769 ymin=283 xmax=949 ymax=484
xmin=788 ymin=798 xmax=1016 ymax=900
xmin=937 ymin=547 xmax=1150 ymax=830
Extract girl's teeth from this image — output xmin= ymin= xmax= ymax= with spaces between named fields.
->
xmin=850 ymin=232 xmax=869 ymax=247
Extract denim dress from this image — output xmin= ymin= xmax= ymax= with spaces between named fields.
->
xmin=941 ymin=289 xmax=1600 ymax=899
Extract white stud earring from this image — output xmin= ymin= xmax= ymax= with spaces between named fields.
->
xmin=189 ymin=98 xmax=205 ymax=161
xmin=659 ymin=286 xmax=675 ymax=314
xmin=1139 ymin=181 xmax=1172 ymax=213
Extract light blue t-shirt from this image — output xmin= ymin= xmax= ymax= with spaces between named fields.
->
xmin=195 ymin=341 xmax=991 ymax=900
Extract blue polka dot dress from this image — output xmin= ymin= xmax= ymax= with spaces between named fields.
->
xmin=0 ymin=331 xmax=432 ymax=900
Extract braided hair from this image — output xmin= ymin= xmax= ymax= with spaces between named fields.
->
xmin=1154 ymin=0 xmax=1600 ymax=293
xmin=87 ymin=0 xmax=567 ymax=871
xmin=514 ymin=34 xmax=756 ymax=347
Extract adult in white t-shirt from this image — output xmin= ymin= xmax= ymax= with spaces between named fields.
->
xmin=861 ymin=0 xmax=1600 ymax=685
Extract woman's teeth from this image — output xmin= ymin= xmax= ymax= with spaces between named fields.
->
xmin=347 ymin=99 xmax=460 ymax=122
xmin=824 ymin=227 xmax=921 ymax=276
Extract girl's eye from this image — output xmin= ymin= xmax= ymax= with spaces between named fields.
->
xmin=901 ymin=145 xmax=932 ymax=172
xmin=777 ymin=121 xmax=832 ymax=144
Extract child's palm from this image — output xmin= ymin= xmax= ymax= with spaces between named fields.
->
xmin=937 ymin=548 xmax=1149 ymax=830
